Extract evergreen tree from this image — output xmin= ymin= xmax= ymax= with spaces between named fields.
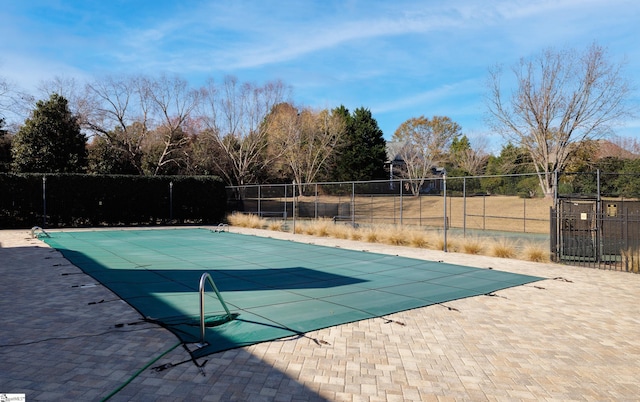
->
xmin=482 ymin=143 xmax=535 ymax=195
xmin=11 ymin=93 xmax=87 ymax=173
xmin=0 ymin=118 xmax=12 ymax=172
xmin=332 ymin=106 xmax=387 ymax=181
xmin=87 ymin=135 xmax=139 ymax=175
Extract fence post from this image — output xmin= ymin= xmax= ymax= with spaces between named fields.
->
xmin=42 ymin=176 xmax=47 ymax=228
xmin=553 ymin=170 xmax=558 ymax=207
xmin=596 ymin=169 xmax=601 ymax=263
xmin=399 ymin=180 xmax=404 ymax=226
xmin=443 ymin=171 xmax=448 ymax=252
xmin=463 ymin=177 xmax=467 ymax=237
xmin=394 ymin=180 xmax=399 ymax=224
xmin=169 ymin=181 xmax=173 ymax=222
xmin=449 ymin=190 xmax=452 ymax=229
xmin=597 ymin=169 xmax=601 ymax=202
xmin=523 ymin=197 xmax=526 ymax=233
xmin=351 ymin=182 xmax=355 ymax=226
xmin=258 ymin=185 xmax=262 ymax=217
xmin=370 ymin=194 xmax=373 ymax=225
xmin=419 ymin=191 xmax=422 ymax=227
xmin=284 ymin=184 xmax=287 ymax=219
xmin=483 ymin=194 xmax=486 ymax=230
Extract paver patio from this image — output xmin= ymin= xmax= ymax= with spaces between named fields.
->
xmin=1 ymin=227 xmax=639 ymax=401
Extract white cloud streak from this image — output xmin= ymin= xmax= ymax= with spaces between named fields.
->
xmin=1 ymin=0 xmax=638 ymax=141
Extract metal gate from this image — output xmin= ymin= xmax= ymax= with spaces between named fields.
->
xmin=552 ymin=198 xmax=640 ymax=272
xmin=558 ymin=200 xmax=597 ymax=261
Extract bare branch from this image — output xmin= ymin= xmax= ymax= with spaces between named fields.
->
xmin=200 ymin=76 xmax=290 ymax=186
xmin=267 ymin=104 xmax=345 ymax=189
xmin=486 ymin=43 xmax=634 ymax=197
xmin=392 ymin=116 xmax=461 ymax=195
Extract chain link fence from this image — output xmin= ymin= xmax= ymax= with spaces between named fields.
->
xmin=228 ymin=171 xmax=640 ymax=273
xmin=226 ymin=174 xmax=553 ymax=236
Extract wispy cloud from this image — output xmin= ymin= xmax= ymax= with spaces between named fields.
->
xmin=1 ymin=0 xmax=638 ymax=142
xmin=372 ymin=79 xmax=480 ymax=114
xmin=112 ymin=1 xmax=472 ymax=72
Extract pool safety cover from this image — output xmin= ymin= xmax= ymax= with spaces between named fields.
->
xmin=42 ymin=229 xmax=543 ymax=358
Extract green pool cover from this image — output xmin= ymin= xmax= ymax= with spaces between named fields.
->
xmin=42 ymin=228 xmax=543 ymax=358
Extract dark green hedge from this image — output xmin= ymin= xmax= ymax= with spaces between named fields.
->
xmin=0 ymin=174 xmax=227 ymax=229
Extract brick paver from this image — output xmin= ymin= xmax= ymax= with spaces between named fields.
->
xmin=1 ymin=227 xmax=639 ymax=401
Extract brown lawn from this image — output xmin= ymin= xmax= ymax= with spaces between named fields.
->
xmin=292 ymin=194 xmax=553 ymax=234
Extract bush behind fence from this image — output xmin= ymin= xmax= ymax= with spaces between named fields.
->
xmin=0 ymin=174 xmax=227 ymax=229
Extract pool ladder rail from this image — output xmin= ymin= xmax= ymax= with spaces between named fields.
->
xmin=212 ymin=223 xmax=228 ymax=233
xmin=197 ymin=272 xmax=234 ymax=348
xmin=30 ymin=226 xmax=50 ymax=238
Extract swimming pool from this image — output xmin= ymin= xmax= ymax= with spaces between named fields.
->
xmin=42 ymin=228 xmax=543 ymax=358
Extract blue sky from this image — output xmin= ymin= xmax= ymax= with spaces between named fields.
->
xmin=1 ymin=0 xmax=638 ymax=152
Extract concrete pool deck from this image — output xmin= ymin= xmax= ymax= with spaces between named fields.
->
xmin=1 ymin=227 xmax=639 ymax=401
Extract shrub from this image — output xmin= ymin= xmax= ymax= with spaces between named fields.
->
xmin=621 ymin=248 xmax=640 ymax=273
xmin=305 ymin=218 xmax=332 ymax=237
xmin=408 ymin=230 xmax=430 ymax=248
xmin=523 ymin=244 xmax=550 ymax=262
xmin=329 ymin=224 xmax=353 ymax=239
xmin=381 ymin=226 xmax=408 ymax=246
xmin=267 ymin=220 xmax=285 ymax=231
xmin=436 ymin=237 xmax=459 ymax=252
xmin=293 ymin=223 xmax=306 ymax=234
xmin=362 ymin=228 xmax=380 ymax=243
xmin=490 ymin=238 xmax=518 ymax=259
xmin=461 ymin=236 xmax=485 ymax=255
xmin=0 ymin=173 xmax=226 ymax=228
xmin=227 ymin=213 xmax=266 ymax=229
xmin=349 ymin=229 xmax=363 ymax=241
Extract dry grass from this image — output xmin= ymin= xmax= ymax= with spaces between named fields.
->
xmin=621 ymin=248 xmax=640 ymax=273
xmin=380 ymin=226 xmax=409 ymax=246
xmin=349 ymin=229 xmax=363 ymax=242
xmin=522 ymin=244 xmax=550 ymax=263
xmin=303 ymin=219 xmax=332 ymax=237
xmin=461 ymin=236 xmax=485 ymax=255
xmin=327 ymin=223 xmax=354 ymax=240
xmin=227 ymin=213 xmax=556 ymax=267
xmin=489 ymin=238 xmax=518 ymax=259
xmin=267 ymin=220 xmax=285 ymax=232
xmin=407 ymin=230 xmax=431 ymax=248
xmin=293 ymin=224 xmax=306 ymax=234
xmin=362 ymin=228 xmax=380 ymax=243
xmin=227 ymin=213 xmax=266 ymax=229
xmin=436 ymin=236 xmax=459 ymax=252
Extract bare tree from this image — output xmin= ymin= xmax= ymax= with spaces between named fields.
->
xmin=608 ymin=135 xmax=640 ymax=158
xmin=0 ymin=76 xmax=33 ymax=127
xmin=487 ymin=43 xmax=634 ymax=197
xmin=0 ymin=77 xmax=15 ymax=118
xmin=452 ymin=135 xmax=489 ymax=175
xmin=200 ymin=76 xmax=290 ymax=186
xmin=144 ymin=74 xmax=203 ymax=175
xmin=267 ymin=103 xmax=345 ymax=193
xmin=393 ymin=115 xmax=461 ymax=195
xmin=185 ymin=127 xmax=232 ymax=176
xmin=38 ymin=76 xmax=93 ymax=128
xmin=85 ymin=75 xmax=153 ymax=174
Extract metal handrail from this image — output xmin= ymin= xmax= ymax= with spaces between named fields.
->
xmin=212 ymin=223 xmax=228 ymax=233
xmin=198 ymin=272 xmax=232 ymax=347
xmin=30 ymin=226 xmax=50 ymax=238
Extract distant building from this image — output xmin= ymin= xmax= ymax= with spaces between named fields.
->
xmin=385 ymin=141 xmax=406 ymax=180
